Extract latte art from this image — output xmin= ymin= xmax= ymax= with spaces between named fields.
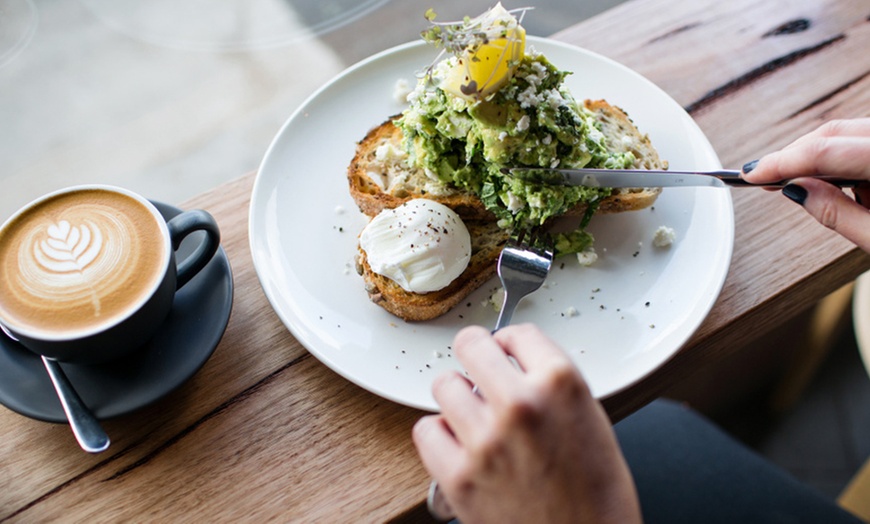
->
xmin=0 ymin=189 xmax=168 ymax=336
xmin=20 ymin=211 xmax=132 ymax=318
xmin=36 ymin=219 xmax=102 ymax=273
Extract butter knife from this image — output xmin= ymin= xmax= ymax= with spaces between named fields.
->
xmin=501 ymin=167 xmax=857 ymax=188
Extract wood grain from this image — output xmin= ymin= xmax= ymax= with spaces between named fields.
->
xmin=3 ymin=0 xmax=870 ymax=521
xmin=555 ymin=0 xmax=870 ymax=419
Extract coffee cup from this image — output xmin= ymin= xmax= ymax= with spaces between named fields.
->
xmin=0 ymin=185 xmax=220 ymax=364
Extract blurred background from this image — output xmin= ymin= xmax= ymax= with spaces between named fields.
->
xmin=1 ymin=0 xmax=868 ymax=506
xmin=0 ymin=0 xmax=623 ymax=218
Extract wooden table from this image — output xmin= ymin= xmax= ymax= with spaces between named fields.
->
xmin=2 ymin=0 xmax=869 ymax=521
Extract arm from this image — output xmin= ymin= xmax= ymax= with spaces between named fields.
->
xmin=413 ymin=324 xmax=642 ymax=524
xmin=741 ymin=118 xmax=870 ymax=252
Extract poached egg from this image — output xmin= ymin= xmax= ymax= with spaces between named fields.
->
xmin=360 ymin=199 xmax=471 ymax=293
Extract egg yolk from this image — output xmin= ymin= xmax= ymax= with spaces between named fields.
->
xmin=442 ymin=25 xmax=526 ymax=101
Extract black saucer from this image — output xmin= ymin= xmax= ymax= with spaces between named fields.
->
xmin=0 ymin=202 xmax=233 ymax=423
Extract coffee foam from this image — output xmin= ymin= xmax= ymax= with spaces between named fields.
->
xmin=0 ymin=189 xmax=168 ymax=336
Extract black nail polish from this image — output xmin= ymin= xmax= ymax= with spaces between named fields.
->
xmin=782 ymin=184 xmax=808 ymax=205
xmin=742 ymin=159 xmax=759 ymax=174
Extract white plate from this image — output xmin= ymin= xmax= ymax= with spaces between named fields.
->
xmin=249 ymin=38 xmax=734 ymax=411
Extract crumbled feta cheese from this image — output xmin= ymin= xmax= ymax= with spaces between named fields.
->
xmin=564 ymin=306 xmax=579 ymax=317
xmin=545 ymin=88 xmax=568 ymax=109
xmin=576 ymin=247 xmax=598 ymax=266
xmin=653 ymin=226 xmax=677 ymax=247
xmin=587 ymin=125 xmax=605 ymax=145
xmin=506 ymin=191 xmax=525 ymax=212
xmin=375 ymin=142 xmax=406 ymax=163
xmin=393 ymin=78 xmax=412 ymax=104
xmin=516 ymin=114 xmax=530 ymax=132
xmin=517 ymin=86 xmax=540 ymax=108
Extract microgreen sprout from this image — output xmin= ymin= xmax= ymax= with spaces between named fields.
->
xmin=417 ymin=4 xmax=532 ymax=98
xmin=421 ymin=5 xmax=531 ymax=56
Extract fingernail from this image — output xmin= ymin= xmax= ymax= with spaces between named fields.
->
xmin=782 ymin=184 xmax=808 ymax=206
xmin=742 ymin=159 xmax=759 ymax=174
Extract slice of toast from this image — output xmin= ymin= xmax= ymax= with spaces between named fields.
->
xmin=349 ymin=99 xmax=667 ymax=321
xmin=347 ymin=99 xmax=666 ymax=220
xmin=347 ymin=117 xmax=496 ymax=221
xmin=355 ymin=220 xmax=508 ymax=321
xmin=583 ymin=100 xmax=667 ymax=213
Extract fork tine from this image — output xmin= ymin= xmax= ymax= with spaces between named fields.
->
xmin=512 ymin=228 xmax=527 ymax=246
xmin=541 ymin=231 xmax=555 ymax=256
xmin=523 ymin=227 xmax=535 ymax=248
xmin=527 ymin=226 xmax=540 ymax=248
xmin=526 ymin=226 xmax=554 ymax=256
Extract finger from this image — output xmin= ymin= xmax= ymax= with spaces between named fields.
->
xmin=744 ymin=136 xmax=870 ymax=184
xmin=452 ymin=325 xmax=523 ymax=400
xmin=494 ymin=324 xmax=598 ymax=409
xmin=785 ymin=178 xmax=870 ymax=252
xmin=431 ymin=371 xmax=486 ymax=444
xmin=492 ymin=323 xmax=575 ymax=375
xmin=784 ymin=118 xmax=870 ymax=150
xmin=412 ymin=415 xmax=465 ymax=480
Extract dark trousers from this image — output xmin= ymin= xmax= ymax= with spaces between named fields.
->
xmin=615 ymin=399 xmax=862 ymax=523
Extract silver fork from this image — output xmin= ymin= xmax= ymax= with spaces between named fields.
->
xmin=427 ymin=228 xmax=555 ymax=521
xmin=493 ymin=228 xmax=555 ymax=332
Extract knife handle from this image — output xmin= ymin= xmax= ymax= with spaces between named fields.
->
xmin=717 ymin=172 xmax=859 ymax=188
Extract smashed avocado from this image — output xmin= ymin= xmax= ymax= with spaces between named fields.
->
xmin=397 ymin=52 xmax=636 ymax=256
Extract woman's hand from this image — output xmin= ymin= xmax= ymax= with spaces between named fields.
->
xmin=741 ymin=118 xmax=870 ymax=252
xmin=413 ymin=324 xmax=641 ymax=524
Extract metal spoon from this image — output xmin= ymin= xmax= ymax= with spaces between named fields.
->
xmin=41 ymin=357 xmax=110 ymax=453
xmin=1 ymin=324 xmax=110 ymax=453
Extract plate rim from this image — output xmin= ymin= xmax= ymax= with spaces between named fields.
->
xmin=249 ymin=37 xmax=734 ymax=411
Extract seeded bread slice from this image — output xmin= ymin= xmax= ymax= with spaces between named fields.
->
xmin=583 ymin=99 xmax=667 ymax=213
xmin=347 ymin=99 xmax=666 ymax=220
xmin=354 ymin=220 xmax=508 ymax=321
xmin=347 ymin=117 xmax=496 ymax=220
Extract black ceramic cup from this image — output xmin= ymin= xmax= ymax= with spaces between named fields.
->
xmin=0 ymin=185 xmax=220 ymax=364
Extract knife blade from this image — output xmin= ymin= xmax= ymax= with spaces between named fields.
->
xmin=501 ymin=167 xmax=857 ymax=188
